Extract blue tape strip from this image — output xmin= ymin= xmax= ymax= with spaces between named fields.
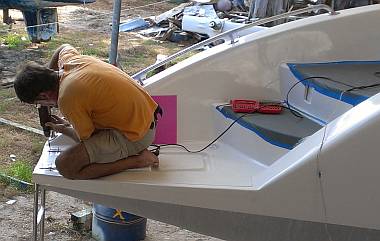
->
xmin=289 ymin=60 xmax=380 ymax=66
xmin=286 ymin=103 xmax=327 ymax=125
xmin=216 ymin=107 xmax=293 ymax=150
xmin=287 ymin=62 xmax=372 ymax=106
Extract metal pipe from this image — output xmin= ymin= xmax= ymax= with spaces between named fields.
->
xmin=33 ymin=184 xmax=39 ymax=241
xmin=109 ymin=0 xmax=122 ymax=65
xmin=40 ymin=188 xmax=46 ymax=241
xmin=247 ymin=0 xmax=256 ymax=21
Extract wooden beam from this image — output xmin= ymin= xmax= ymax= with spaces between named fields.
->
xmin=0 ymin=117 xmax=44 ymax=136
xmin=3 ymin=8 xmax=9 ymax=24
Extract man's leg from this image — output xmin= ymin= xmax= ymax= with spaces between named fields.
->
xmin=55 ymin=143 xmax=158 ymax=180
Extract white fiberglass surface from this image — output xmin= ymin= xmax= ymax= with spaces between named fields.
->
xmin=317 ymin=93 xmax=380 ymax=230
xmin=33 ymin=135 xmax=266 ymax=188
xmin=146 ymin=5 xmax=380 ymax=143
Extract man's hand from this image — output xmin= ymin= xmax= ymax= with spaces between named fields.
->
xmin=135 ymin=149 xmax=159 ymax=168
xmin=45 ymin=115 xmax=71 ymax=133
xmin=45 ymin=122 xmax=67 ymax=133
xmin=50 ymin=115 xmax=70 ymax=126
xmin=45 ymin=116 xmax=79 ymax=143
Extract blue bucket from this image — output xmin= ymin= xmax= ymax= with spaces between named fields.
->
xmin=22 ymin=8 xmax=58 ymax=43
xmin=92 ymin=204 xmax=147 ymax=241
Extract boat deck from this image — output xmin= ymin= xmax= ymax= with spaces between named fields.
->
xmin=33 ymin=135 xmax=267 ymax=191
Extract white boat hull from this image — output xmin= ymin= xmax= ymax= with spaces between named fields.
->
xmin=33 ymin=5 xmax=380 ymax=240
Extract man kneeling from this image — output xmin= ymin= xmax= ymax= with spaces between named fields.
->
xmin=14 ymin=44 xmax=159 ymax=179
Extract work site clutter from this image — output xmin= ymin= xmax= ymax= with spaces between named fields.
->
xmin=119 ymin=0 xmax=378 ymax=44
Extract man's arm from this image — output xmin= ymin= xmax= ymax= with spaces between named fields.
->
xmin=45 ymin=122 xmax=80 ymax=143
xmin=47 ymin=44 xmax=71 ymax=70
xmin=46 ymin=115 xmax=80 ymax=142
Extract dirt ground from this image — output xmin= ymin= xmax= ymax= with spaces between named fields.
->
xmin=0 ymin=190 xmax=222 ymax=241
xmin=0 ymin=1 xmax=224 ymax=240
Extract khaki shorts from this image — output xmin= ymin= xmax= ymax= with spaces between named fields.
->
xmin=83 ymin=127 xmax=155 ymax=164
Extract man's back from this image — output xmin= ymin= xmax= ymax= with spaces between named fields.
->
xmin=58 ymin=46 xmax=157 ymax=141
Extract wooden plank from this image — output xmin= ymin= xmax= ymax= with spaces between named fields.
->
xmin=0 ymin=117 xmax=44 ymax=136
xmin=3 ymin=9 xmax=9 ymax=24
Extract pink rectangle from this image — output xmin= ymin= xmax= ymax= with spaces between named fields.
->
xmin=152 ymin=95 xmax=177 ymax=144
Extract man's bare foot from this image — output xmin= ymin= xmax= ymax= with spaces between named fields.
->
xmin=140 ymin=149 xmax=159 ymax=168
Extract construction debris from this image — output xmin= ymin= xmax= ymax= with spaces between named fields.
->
xmin=9 ymin=154 xmax=16 ymax=162
xmin=6 ymin=199 xmax=16 ymax=205
xmin=119 ymin=0 xmax=377 ymax=44
xmin=154 ymin=2 xmax=193 ymax=24
xmin=71 ymin=208 xmax=93 ymax=232
xmin=119 ymin=18 xmax=149 ymax=32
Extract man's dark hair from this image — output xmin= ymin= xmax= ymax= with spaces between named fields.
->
xmin=14 ymin=61 xmax=58 ymax=104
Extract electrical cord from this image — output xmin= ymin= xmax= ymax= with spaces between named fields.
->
xmin=285 ymin=76 xmax=342 ymax=118
xmin=151 ymin=73 xmax=380 ymax=155
xmin=149 ymin=103 xmax=284 ymax=154
xmin=286 ymin=75 xmax=380 ymax=113
xmin=149 ymin=71 xmax=380 ymax=241
xmin=345 ymin=83 xmax=380 ymax=92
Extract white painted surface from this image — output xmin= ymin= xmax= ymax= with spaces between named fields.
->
xmin=320 ymin=92 xmax=380 ymax=230
xmin=279 ymin=63 xmax=353 ymax=124
xmin=182 ymin=15 xmax=267 ymax=38
xmin=34 ymin=132 xmax=325 ymax=222
xmin=145 ymin=5 xmax=380 ymax=143
xmin=33 ymin=5 xmax=380 ymax=233
xmin=212 ymin=104 xmax=288 ymax=166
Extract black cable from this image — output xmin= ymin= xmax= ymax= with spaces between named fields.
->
xmin=340 ymin=71 xmax=380 ymax=97
xmin=160 ymin=114 xmax=247 ymax=153
xmin=285 ymin=76 xmax=353 ymax=118
xmin=151 ymin=74 xmax=380 ymax=155
xmin=150 ymin=104 xmax=283 ymax=154
xmin=345 ymin=83 xmax=380 ymax=92
xmin=285 ymin=74 xmax=380 ymax=123
xmin=286 ymin=76 xmax=339 ymax=109
xmin=287 ymin=74 xmax=380 ymax=103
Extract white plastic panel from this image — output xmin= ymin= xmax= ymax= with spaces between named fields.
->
xmin=31 ymin=6 xmax=380 ymax=232
xmin=34 ymin=132 xmax=326 ymax=222
xmin=320 ymin=92 xmax=380 ymax=230
xmin=145 ymin=5 xmax=380 ymax=143
xmin=33 ymin=134 xmax=266 ymax=188
xmin=279 ymin=63 xmax=353 ymax=124
xmin=212 ymin=104 xmax=288 ymax=166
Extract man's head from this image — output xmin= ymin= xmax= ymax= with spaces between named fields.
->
xmin=14 ymin=61 xmax=59 ymax=106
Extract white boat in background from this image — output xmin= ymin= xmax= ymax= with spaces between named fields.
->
xmin=33 ymin=4 xmax=380 ymax=241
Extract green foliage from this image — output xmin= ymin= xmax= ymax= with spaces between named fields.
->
xmin=31 ymin=139 xmax=44 ymax=156
xmin=0 ymin=88 xmax=15 ymax=99
xmin=0 ymin=32 xmax=30 ymax=49
xmin=0 ymin=174 xmax=8 ymax=185
xmin=0 ymin=89 xmax=15 ymax=113
xmin=0 ymin=102 xmax=7 ymax=113
xmin=82 ymin=47 xmax=108 ymax=58
xmin=142 ymin=39 xmax=158 ymax=46
xmin=6 ymin=160 xmax=33 ymax=183
xmin=42 ymin=35 xmax=110 ymax=60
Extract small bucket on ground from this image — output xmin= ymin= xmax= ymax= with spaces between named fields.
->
xmin=92 ymin=204 xmax=147 ymax=241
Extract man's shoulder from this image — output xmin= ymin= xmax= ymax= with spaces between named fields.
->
xmin=60 ymin=45 xmax=79 ymax=55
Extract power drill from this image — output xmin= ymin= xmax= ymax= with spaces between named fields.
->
xmin=38 ymin=105 xmax=52 ymax=137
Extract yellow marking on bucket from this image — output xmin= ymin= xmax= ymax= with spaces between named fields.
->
xmin=113 ymin=209 xmax=125 ymax=220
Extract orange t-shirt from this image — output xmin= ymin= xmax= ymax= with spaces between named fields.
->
xmin=57 ymin=46 xmax=158 ymax=141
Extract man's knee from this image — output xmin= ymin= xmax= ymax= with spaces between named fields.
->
xmin=55 ymin=143 xmax=90 ymax=179
xmin=55 ymin=154 xmax=76 ymax=179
